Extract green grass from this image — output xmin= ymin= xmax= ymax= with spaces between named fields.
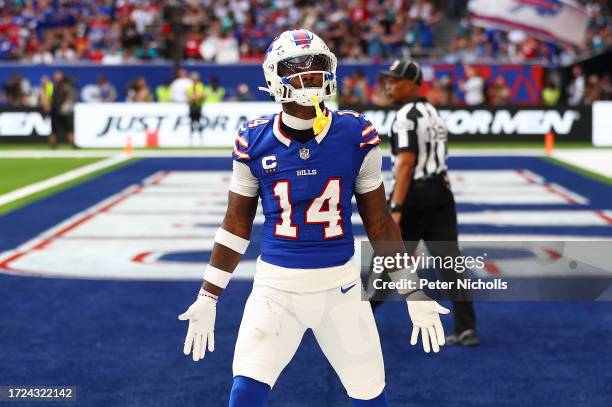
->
xmin=0 ymin=157 xmax=137 ymax=215
xmin=0 ymin=158 xmax=103 ymax=194
xmin=545 ymin=156 xmax=612 ymax=185
xmin=0 ymin=143 xmax=231 ymax=151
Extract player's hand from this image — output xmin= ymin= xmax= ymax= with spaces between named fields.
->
xmin=406 ymin=298 xmax=450 ymax=353
xmin=178 ymin=291 xmax=217 ymax=361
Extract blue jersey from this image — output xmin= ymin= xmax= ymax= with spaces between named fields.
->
xmin=233 ymin=109 xmax=381 ymax=269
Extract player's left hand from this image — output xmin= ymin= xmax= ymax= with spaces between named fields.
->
xmin=406 ymin=299 xmax=450 ymax=353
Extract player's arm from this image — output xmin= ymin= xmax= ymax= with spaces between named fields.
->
xmin=179 ymin=160 xmax=259 ymax=361
xmin=355 ymin=148 xmax=449 ymax=353
xmin=201 ymin=191 xmax=258 ymax=296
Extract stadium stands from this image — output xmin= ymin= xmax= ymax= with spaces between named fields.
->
xmin=446 ymin=0 xmax=610 ymax=65
xmin=0 ymin=0 xmax=444 ymax=63
xmin=0 ymin=0 xmax=610 ymax=107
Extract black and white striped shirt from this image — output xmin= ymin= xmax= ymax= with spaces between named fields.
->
xmin=389 ymin=97 xmax=448 ymax=181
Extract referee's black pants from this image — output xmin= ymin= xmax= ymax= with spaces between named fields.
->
xmin=400 ymin=177 xmax=476 ymax=335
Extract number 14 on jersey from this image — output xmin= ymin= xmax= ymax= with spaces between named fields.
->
xmin=273 ymin=178 xmax=344 ymax=240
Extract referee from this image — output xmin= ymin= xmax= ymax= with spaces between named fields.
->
xmin=370 ymin=59 xmax=479 ymax=346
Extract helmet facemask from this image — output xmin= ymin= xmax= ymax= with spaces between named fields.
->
xmin=276 ymin=54 xmax=335 ymax=106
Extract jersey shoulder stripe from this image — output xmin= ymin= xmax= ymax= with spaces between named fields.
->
xmin=232 ymin=115 xmax=274 ymax=161
xmin=334 ymin=110 xmax=379 ymax=149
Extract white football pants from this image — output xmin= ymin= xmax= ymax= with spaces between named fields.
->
xmin=232 ymin=279 xmax=386 ymax=400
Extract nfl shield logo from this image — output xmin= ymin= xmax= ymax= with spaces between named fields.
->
xmin=299 ymin=148 xmax=310 ymax=160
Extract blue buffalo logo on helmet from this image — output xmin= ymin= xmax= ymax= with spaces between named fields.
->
xmin=290 ymin=29 xmax=314 ymax=48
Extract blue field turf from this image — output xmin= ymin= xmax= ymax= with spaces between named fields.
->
xmin=0 ymin=157 xmax=610 ymax=407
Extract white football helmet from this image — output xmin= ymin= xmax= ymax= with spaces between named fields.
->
xmin=259 ymin=29 xmax=337 ymax=106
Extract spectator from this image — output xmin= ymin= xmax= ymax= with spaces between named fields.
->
xmin=371 ymin=77 xmax=391 ymax=107
xmin=186 ymin=72 xmax=206 ymax=145
xmin=30 ymin=44 xmax=54 ymax=64
xmin=365 ymin=23 xmax=386 ymax=62
xmin=126 ymin=77 xmax=153 ymax=102
xmin=102 ymin=43 xmax=124 ymax=65
xmin=439 ymin=75 xmax=456 ymax=105
xmin=2 ymin=74 xmax=24 ymax=107
xmin=120 ymin=16 xmax=142 ymax=53
xmin=204 ymin=76 xmax=225 ymax=103
xmin=184 ymin=27 xmax=204 ymax=60
xmin=460 ymin=66 xmax=485 ymax=106
xmin=135 ymin=41 xmax=160 ymax=61
xmin=541 ymin=78 xmax=561 ymax=106
xmin=215 ymin=31 xmax=240 ymax=63
xmin=599 ymin=75 xmax=612 ymax=101
xmin=234 ymin=83 xmax=255 ymax=101
xmin=341 ymin=69 xmax=370 ymax=105
xmin=156 ymin=79 xmax=173 ymax=102
xmin=583 ymin=74 xmax=601 ymax=104
xmin=95 ymin=76 xmax=117 ymax=102
xmin=487 ymin=75 xmax=511 ymax=105
xmin=567 ymin=65 xmax=586 ymax=106
xmin=38 ymin=75 xmax=53 ymax=113
xmin=48 ymin=71 xmax=76 ymax=149
xmin=426 ymin=78 xmax=444 ymax=105
xmin=170 ymin=69 xmax=192 ymax=103
xmin=54 ymin=40 xmax=77 ymax=62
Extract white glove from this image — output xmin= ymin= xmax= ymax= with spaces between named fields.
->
xmin=406 ymin=298 xmax=450 ymax=353
xmin=178 ymin=290 xmax=217 ymax=361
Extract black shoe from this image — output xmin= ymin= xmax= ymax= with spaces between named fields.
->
xmin=446 ymin=329 xmax=480 ymax=347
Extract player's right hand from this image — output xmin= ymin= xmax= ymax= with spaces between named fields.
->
xmin=178 ymin=291 xmax=217 ymax=361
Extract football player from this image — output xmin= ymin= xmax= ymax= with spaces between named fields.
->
xmin=179 ymin=29 xmax=450 ymax=407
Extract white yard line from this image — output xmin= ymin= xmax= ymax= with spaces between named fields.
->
xmin=0 ymin=154 xmax=130 ymax=206
xmin=552 ymin=149 xmax=612 ymax=178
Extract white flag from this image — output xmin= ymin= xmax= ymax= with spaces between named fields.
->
xmin=468 ymin=0 xmax=588 ymax=47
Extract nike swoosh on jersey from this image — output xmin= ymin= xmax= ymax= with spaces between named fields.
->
xmin=340 ymin=284 xmax=356 ymax=294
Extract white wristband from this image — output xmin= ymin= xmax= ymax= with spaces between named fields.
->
xmin=203 ymin=265 xmax=233 ymax=289
xmin=214 ymin=228 xmax=250 ymax=254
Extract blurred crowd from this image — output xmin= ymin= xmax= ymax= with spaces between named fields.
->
xmin=339 ymin=65 xmax=612 ymax=107
xmin=0 ymin=68 xmax=260 ymax=107
xmin=445 ymin=0 xmax=611 ymax=65
xmin=0 ymin=0 xmax=447 ymax=64
xmin=3 ymin=63 xmax=612 ymax=108
xmin=0 ymin=1 xmax=608 ymax=64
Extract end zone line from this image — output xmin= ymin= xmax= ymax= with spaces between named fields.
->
xmin=0 ymin=154 xmax=129 ymax=207
xmin=515 ymin=169 xmax=585 ymax=205
xmin=0 ymin=184 xmax=144 ymax=273
xmin=0 ymin=171 xmax=170 ymax=276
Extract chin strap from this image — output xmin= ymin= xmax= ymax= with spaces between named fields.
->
xmin=312 ymin=95 xmax=330 ymax=135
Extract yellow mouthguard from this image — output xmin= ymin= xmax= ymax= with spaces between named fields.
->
xmin=311 ymin=95 xmax=330 ymax=135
